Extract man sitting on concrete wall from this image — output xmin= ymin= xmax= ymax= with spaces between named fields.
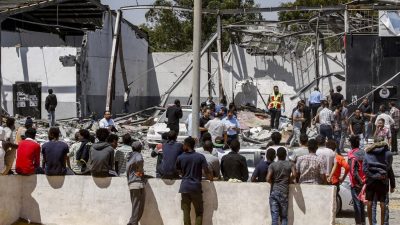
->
xmin=16 ymin=128 xmax=42 ymax=175
xmin=89 ymin=128 xmax=116 ymax=177
xmin=42 ymin=127 xmax=71 ymax=176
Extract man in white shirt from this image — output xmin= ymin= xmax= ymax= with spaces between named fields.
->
xmin=316 ymin=135 xmax=335 ymax=176
xmin=375 ymin=105 xmax=394 ymax=130
xmin=205 ymin=111 xmax=228 ymax=144
xmin=99 ymin=111 xmax=117 ymax=132
xmin=316 ymin=101 xmax=334 ymax=141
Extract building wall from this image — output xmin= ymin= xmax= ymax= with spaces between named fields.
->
xmin=0 ymin=175 xmax=336 ymax=225
xmin=1 ymin=47 xmax=78 ymax=119
xmin=82 ymin=13 xmax=151 ymax=117
xmin=1 ymin=29 xmax=82 ymax=47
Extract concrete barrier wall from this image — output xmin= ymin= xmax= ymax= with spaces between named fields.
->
xmin=0 ymin=176 xmax=336 ymax=225
xmin=0 ymin=176 xmax=21 ymax=225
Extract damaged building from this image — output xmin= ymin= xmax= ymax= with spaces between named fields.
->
xmin=0 ymin=0 xmax=150 ymax=120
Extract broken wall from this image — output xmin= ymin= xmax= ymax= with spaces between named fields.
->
xmin=149 ymin=45 xmax=345 ymax=114
xmin=82 ymin=12 xmax=150 ymax=117
xmin=1 ymin=47 xmax=78 ymax=119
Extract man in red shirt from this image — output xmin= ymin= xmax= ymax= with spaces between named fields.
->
xmin=16 ymin=128 xmax=42 ymax=175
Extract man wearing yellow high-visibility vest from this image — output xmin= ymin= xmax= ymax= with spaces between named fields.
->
xmin=267 ymin=86 xmax=285 ymax=129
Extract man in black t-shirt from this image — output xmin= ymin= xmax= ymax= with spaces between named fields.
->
xmin=166 ymin=99 xmax=183 ymax=134
xmin=350 ymin=109 xmax=365 ymax=150
xmin=176 ymin=137 xmax=212 ymax=225
xmin=42 ymin=127 xmax=70 ymax=176
xmin=331 ymin=86 xmax=344 ymax=109
xmin=199 ymin=108 xmax=211 ymax=138
xmin=359 ymin=98 xmax=374 ymax=141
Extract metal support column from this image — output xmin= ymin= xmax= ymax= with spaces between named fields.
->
xmin=0 ymin=18 xmax=3 ymax=115
xmin=314 ymin=14 xmax=320 ymax=87
xmin=344 ymin=8 xmax=349 ymax=33
xmin=207 ymin=49 xmax=212 ymax=97
xmin=191 ymin=0 xmax=202 ymax=139
xmin=105 ymin=10 xmax=122 ymax=112
xmin=216 ymin=14 xmax=225 ymax=101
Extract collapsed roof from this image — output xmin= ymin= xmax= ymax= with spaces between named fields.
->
xmin=0 ymin=0 xmax=107 ymax=35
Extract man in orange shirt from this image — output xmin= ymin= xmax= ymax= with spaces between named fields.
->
xmin=327 ymin=140 xmax=349 ymax=190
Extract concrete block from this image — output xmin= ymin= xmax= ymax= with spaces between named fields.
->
xmin=0 ymin=176 xmax=336 ymax=225
xmin=0 ymin=176 xmax=21 ymax=225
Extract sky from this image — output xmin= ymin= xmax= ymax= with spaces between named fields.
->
xmin=101 ymin=0 xmax=294 ymax=25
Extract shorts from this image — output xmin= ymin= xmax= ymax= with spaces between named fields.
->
xmin=366 ymin=181 xmax=388 ymax=202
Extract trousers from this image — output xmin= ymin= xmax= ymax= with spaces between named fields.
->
xmin=129 ymin=188 xmax=145 ymax=225
xmin=181 ymin=192 xmax=203 ymax=225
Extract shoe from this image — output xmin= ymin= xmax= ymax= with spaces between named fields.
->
xmin=393 ymin=152 xmax=398 ymax=155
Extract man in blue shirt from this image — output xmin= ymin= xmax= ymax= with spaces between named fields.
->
xmin=251 ymin=148 xmax=276 ymax=182
xmin=222 ymin=110 xmax=241 ymax=145
xmin=160 ymin=131 xmax=183 ymax=179
xmin=176 ymin=137 xmax=212 ymax=225
xmin=309 ymin=87 xmax=322 ymax=118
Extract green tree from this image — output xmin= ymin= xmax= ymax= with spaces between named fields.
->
xmin=141 ymin=0 xmax=260 ymax=52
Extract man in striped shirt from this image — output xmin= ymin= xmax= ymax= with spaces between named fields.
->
xmin=115 ymin=134 xmax=133 ymax=176
xmin=296 ymin=139 xmax=327 ymax=184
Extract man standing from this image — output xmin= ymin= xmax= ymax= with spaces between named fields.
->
xmin=198 ymin=140 xmax=220 ymax=179
xmin=16 ymin=128 xmax=42 ymax=175
xmin=316 ymin=135 xmax=336 ymax=176
xmin=126 ymin=141 xmax=145 ymax=225
xmin=339 ymin=100 xmax=349 ymax=153
xmin=360 ymin=98 xmax=374 ymax=142
xmin=267 ymin=147 xmax=296 ymax=225
xmin=176 ymin=137 xmax=212 ymax=225
xmin=289 ymin=103 xmax=304 ymax=147
xmin=363 ymin=137 xmax=391 ymax=225
xmin=89 ymin=128 xmax=116 ymax=177
xmin=99 ymin=111 xmax=117 ymax=132
xmin=221 ymin=139 xmax=249 ymax=182
xmin=296 ymin=139 xmax=326 ymax=184
xmin=115 ymin=134 xmax=133 ymax=176
xmin=350 ymin=109 xmax=366 ymax=150
xmin=331 ymin=85 xmax=344 ymax=109
xmin=166 ymin=99 xmax=183 ymax=134
xmin=252 ymin=148 xmax=276 ymax=182
xmin=205 ymin=110 xmax=228 ymax=143
xmin=348 ymin=135 xmax=366 ymax=225
xmin=45 ymin=89 xmax=57 ymax=127
xmin=316 ymin=101 xmax=334 ymax=141
xmin=289 ymin=134 xmax=309 ymax=163
xmin=160 ymin=131 xmax=183 ymax=179
xmin=222 ymin=110 xmax=241 ymax=144
xmin=375 ymin=105 xmax=394 ymax=130
xmin=42 ymin=127 xmax=70 ymax=176
xmin=199 ymin=108 xmax=211 ymax=138
xmin=267 ymin=85 xmax=285 ymax=129
xmin=332 ymin=105 xmax=343 ymax=153
xmin=309 ymin=87 xmax=322 ymax=118
xmin=389 ymin=101 xmax=399 ymax=154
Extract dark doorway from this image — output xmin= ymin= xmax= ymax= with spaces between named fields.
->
xmin=13 ymin=82 xmax=42 ymax=119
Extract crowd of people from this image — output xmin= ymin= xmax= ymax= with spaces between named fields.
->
xmin=0 ymin=83 xmax=398 ymax=225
